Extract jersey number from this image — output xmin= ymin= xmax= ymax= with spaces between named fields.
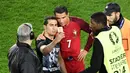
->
xmin=67 ymin=40 xmax=71 ymax=48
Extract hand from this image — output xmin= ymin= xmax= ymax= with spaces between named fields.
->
xmin=90 ymin=32 xmax=94 ymax=38
xmin=55 ymin=32 xmax=65 ymax=43
xmin=36 ymin=32 xmax=46 ymax=40
xmin=78 ymin=49 xmax=88 ymax=61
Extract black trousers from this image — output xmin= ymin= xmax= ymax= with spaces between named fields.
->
xmin=43 ymin=70 xmax=61 ymax=73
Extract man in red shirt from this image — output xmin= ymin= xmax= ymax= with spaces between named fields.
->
xmin=54 ymin=6 xmax=94 ymax=73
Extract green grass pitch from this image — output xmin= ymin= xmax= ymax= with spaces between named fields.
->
xmin=0 ymin=0 xmax=130 ymax=73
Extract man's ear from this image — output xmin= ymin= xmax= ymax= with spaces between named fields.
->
xmin=43 ymin=25 xmax=46 ymax=30
xmin=116 ymin=12 xmax=120 ymax=15
xmin=98 ymin=23 xmax=104 ymax=29
xmin=116 ymin=12 xmax=120 ymax=18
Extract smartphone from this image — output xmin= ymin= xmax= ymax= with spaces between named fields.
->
xmin=58 ymin=27 xmax=63 ymax=33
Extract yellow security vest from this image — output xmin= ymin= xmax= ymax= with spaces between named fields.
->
xmin=96 ymin=26 xmax=129 ymax=73
xmin=121 ymin=18 xmax=130 ymax=70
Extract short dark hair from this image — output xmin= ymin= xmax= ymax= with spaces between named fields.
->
xmin=91 ymin=12 xmax=107 ymax=26
xmin=54 ymin=6 xmax=68 ymax=15
xmin=44 ymin=16 xmax=57 ymax=25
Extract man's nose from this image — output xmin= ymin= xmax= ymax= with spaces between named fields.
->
xmin=59 ymin=19 xmax=64 ymax=23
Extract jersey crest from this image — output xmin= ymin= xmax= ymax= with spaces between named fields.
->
xmin=73 ymin=29 xmax=77 ymax=37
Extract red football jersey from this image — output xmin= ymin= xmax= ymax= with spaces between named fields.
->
xmin=60 ymin=21 xmax=80 ymax=57
xmin=60 ymin=17 xmax=93 ymax=58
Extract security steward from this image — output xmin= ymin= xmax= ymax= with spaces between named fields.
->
xmin=8 ymin=23 xmax=43 ymax=73
xmin=80 ymin=12 xmax=129 ymax=73
xmin=104 ymin=2 xmax=130 ymax=70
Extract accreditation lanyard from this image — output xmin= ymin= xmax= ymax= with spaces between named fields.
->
xmin=119 ymin=19 xmax=124 ymax=29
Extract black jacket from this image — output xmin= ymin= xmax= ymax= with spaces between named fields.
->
xmin=8 ymin=42 xmax=43 ymax=73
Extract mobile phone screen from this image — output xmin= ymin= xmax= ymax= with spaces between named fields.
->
xmin=58 ymin=27 xmax=63 ymax=33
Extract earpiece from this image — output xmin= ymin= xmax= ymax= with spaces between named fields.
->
xmin=24 ymin=24 xmax=35 ymax=40
xmin=30 ymin=31 xmax=35 ymax=40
